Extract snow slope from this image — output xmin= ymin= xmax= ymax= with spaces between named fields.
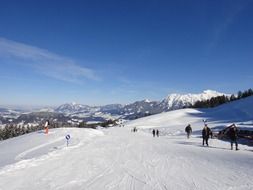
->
xmin=0 ymin=97 xmax=253 ymax=190
xmin=128 ymin=96 xmax=253 ymax=133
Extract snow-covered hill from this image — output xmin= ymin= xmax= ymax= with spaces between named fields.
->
xmin=0 ymin=96 xmax=253 ymax=190
xmin=127 ymin=95 xmax=253 ymax=134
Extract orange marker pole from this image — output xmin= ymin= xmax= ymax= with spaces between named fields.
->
xmin=45 ymin=127 xmax=49 ymax=134
xmin=44 ymin=120 xmax=49 ymax=134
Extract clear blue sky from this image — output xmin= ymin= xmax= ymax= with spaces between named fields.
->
xmin=0 ymin=0 xmax=253 ymax=106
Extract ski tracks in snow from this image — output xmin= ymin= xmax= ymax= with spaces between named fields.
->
xmin=0 ymin=129 xmax=93 ymax=176
xmin=15 ymin=137 xmax=64 ymax=161
xmin=1 ymin=127 xmax=253 ymax=190
xmin=84 ymin=140 xmax=128 ymax=189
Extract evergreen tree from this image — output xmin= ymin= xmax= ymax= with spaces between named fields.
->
xmin=78 ymin=122 xmax=87 ymax=128
xmin=248 ymin=88 xmax=253 ymax=96
xmin=0 ymin=128 xmax=3 ymax=140
xmin=237 ymin=91 xmax=243 ymax=99
xmin=230 ymin=94 xmax=236 ymax=101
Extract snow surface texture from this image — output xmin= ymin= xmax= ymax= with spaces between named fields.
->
xmin=0 ymin=97 xmax=253 ymax=190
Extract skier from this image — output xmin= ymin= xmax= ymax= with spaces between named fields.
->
xmin=202 ymin=124 xmax=212 ymax=146
xmin=152 ymin=129 xmax=156 ymax=137
xmin=227 ymin=124 xmax=239 ymax=150
xmin=185 ymin=124 xmax=192 ymax=139
xmin=156 ymin=129 xmax=159 ymax=137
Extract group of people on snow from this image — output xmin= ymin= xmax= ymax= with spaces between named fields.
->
xmin=152 ymin=129 xmax=159 ymax=137
xmin=185 ymin=123 xmax=239 ymax=150
xmin=132 ymin=122 xmax=239 ymax=150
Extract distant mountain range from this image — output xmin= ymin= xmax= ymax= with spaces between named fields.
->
xmin=55 ymin=90 xmax=225 ymax=117
xmin=0 ymin=90 xmax=226 ymax=125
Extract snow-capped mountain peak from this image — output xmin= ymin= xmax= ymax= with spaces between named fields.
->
xmin=71 ymin=102 xmax=77 ymax=106
xmin=160 ymin=90 xmax=227 ymax=111
xmin=144 ymin=99 xmax=151 ymax=103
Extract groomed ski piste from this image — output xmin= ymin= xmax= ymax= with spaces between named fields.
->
xmin=1 ymin=97 xmax=253 ymax=190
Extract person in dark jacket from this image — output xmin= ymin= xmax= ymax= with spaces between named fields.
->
xmin=202 ymin=124 xmax=212 ymax=146
xmin=152 ymin=129 xmax=156 ymax=137
xmin=185 ymin=124 xmax=192 ymax=139
xmin=227 ymin=124 xmax=239 ymax=150
xmin=156 ymin=129 xmax=159 ymax=137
